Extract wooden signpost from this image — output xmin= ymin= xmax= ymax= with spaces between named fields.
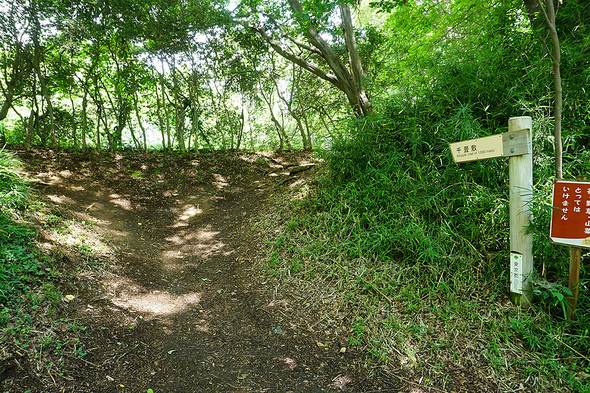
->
xmin=450 ymin=116 xmax=533 ymax=305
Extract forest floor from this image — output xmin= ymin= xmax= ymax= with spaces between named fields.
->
xmin=2 ymin=148 xmax=398 ymax=392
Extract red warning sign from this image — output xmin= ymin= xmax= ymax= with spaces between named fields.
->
xmin=550 ymin=180 xmax=590 ymax=248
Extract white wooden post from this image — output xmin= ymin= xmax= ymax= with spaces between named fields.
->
xmin=508 ymin=116 xmax=533 ymax=305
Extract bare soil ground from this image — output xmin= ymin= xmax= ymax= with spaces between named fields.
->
xmin=2 ymin=148 xmax=398 ymax=392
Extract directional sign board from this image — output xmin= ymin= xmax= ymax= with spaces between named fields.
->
xmin=550 ymin=180 xmax=590 ymax=248
xmin=449 ymin=129 xmax=531 ymax=164
xmin=449 ymin=134 xmax=504 ymax=163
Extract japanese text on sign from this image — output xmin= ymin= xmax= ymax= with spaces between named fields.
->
xmin=510 ymin=253 xmax=523 ymax=294
xmin=449 ymin=134 xmax=503 ymax=163
xmin=550 ymin=180 xmax=590 ymax=248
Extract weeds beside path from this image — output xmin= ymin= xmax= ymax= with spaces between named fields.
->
xmin=2 ymin=148 xmax=394 ymax=392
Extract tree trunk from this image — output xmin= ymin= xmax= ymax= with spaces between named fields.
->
xmin=97 ymin=77 xmax=116 ymax=151
xmin=128 ymin=118 xmax=141 ymax=150
xmin=30 ymin=0 xmax=56 ymax=148
xmin=172 ymin=66 xmax=186 ymax=152
xmin=133 ymin=90 xmax=148 ymax=151
xmin=26 ymin=109 xmax=35 ymax=149
xmin=96 ymin=104 xmax=102 ymax=149
xmin=81 ymin=89 xmax=88 ymax=149
xmin=79 ymin=44 xmax=100 ymax=150
xmin=249 ymin=0 xmax=374 ymax=117
xmin=32 ymin=38 xmax=56 ymax=147
xmin=340 ymin=4 xmax=373 ymax=116
xmin=69 ymin=93 xmax=77 ymax=147
xmin=25 ymin=82 xmax=39 ymax=149
xmin=300 ymin=108 xmax=313 ymax=150
xmin=0 ymin=44 xmax=28 ymax=122
xmin=160 ymin=58 xmax=172 ymax=149
xmin=153 ymin=68 xmax=167 ymax=150
xmin=535 ymin=0 xmax=563 ymax=178
xmin=259 ymin=80 xmax=288 ymax=150
xmin=236 ymin=99 xmax=245 ymax=151
xmin=189 ymin=73 xmax=200 ymax=151
xmin=273 ymin=63 xmax=313 ymax=150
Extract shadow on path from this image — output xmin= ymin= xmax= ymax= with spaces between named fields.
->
xmin=12 ymin=149 xmax=398 ymax=393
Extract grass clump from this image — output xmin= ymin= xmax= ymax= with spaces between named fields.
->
xmin=260 ymin=108 xmax=589 ymax=392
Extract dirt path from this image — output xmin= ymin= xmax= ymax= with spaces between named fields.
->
xmin=7 ymin=149 xmax=396 ymax=393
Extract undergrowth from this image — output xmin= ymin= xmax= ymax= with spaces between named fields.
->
xmin=261 ymin=109 xmax=590 ymax=392
xmin=0 ymin=149 xmax=68 ymax=364
xmin=0 ymin=150 xmax=55 ymax=318
xmin=0 ymin=149 xmax=109 ymax=387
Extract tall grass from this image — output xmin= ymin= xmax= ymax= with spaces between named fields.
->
xmin=262 ymin=106 xmax=589 ymax=391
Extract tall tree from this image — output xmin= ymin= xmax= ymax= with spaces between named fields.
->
xmin=237 ymin=0 xmax=373 ymax=116
xmin=0 ymin=1 xmax=32 ymax=122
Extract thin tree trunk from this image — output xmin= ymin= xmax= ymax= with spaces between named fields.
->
xmin=32 ymin=39 xmax=56 ymax=147
xmin=26 ymin=109 xmax=35 ymax=149
xmin=273 ymin=66 xmax=311 ymax=150
xmin=0 ymin=44 xmax=28 ymax=121
xmin=160 ymin=58 xmax=172 ymax=149
xmin=189 ymin=76 xmax=199 ymax=151
xmin=172 ymin=65 xmax=186 ymax=152
xmin=81 ymin=89 xmax=88 ymax=149
xmin=79 ymin=45 xmax=100 ymax=150
xmin=300 ymin=108 xmax=313 ymax=150
xmin=25 ymin=82 xmax=38 ymax=149
xmin=30 ymin=1 xmax=56 ymax=148
xmin=96 ymin=104 xmax=102 ymax=149
xmin=69 ymin=93 xmax=77 ymax=147
xmin=153 ymin=68 xmax=167 ymax=150
xmin=536 ymin=0 xmax=563 ymax=178
xmin=236 ymin=98 xmax=245 ymax=151
xmin=260 ymin=83 xmax=285 ymax=150
xmin=97 ymin=79 xmax=115 ymax=151
xmin=128 ymin=118 xmax=141 ymax=150
xmin=133 ymin=91 xmax=147 ymax=151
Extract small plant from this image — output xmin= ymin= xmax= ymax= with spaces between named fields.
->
xmin=255 ymin=156 xmax=268 ymax=166
xmin=531 ymin=278 xmax=575 ymax=319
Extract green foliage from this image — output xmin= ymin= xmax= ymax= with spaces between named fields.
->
xmin=0 ymin=150 xmax=47 ymax=315
xmin=261 ymin=1 xmax=590 ymax=388
xmin=267 ymin=104 xmax=589 ymax=389
xmin=0 ymin=149 xmax=28 ymax=208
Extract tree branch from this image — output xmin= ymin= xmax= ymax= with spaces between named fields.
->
xmin=247 ymin=24 xmax=343 ymax=89
xmin=286 ymin=0 xmax=355 ymax=92
xmin=260 ymin=12 xmax=324 ymax=57
xmin=535 ymin=0 xmax=553 ymax=29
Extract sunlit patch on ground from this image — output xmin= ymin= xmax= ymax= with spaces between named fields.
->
xmin=47 ymin=194 xmax=76 ymax=205
xmin=213 ymin=173 xmax=229 ymax=189
xmin=163 ymin=226 xmax=228 ymax=259
xmin=177 ymin=204 xmax=202 ymax=221
xmin=332 ymin=374 xmax=352 ymax=390
xmin=107 ymin=277 xmax=202 ymax=316
xmin=109 ymin=196 xmax=133 ymax=211
xmin=282 ymin=357 xmax=297 ymax=370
